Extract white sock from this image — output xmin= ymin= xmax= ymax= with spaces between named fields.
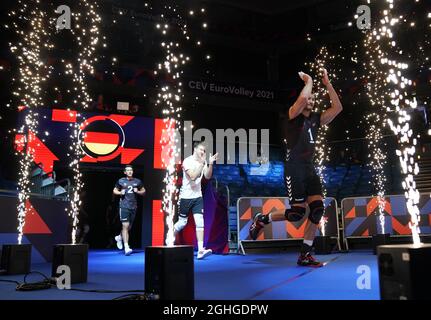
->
xmin=198 ymin=240 xmax=204 ymax=252
xmin=124 ymin=243 xmax=130 ymax=249
xmin=268 ymin=213 xmax=272 ymax=223
xmin=303 ymin=239 xmax=313 ymax=247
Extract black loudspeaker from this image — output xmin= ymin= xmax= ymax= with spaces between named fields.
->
xmin=372 ymin=233 xmax=391 ymax=255
xmin=0 ymin=244 xmax=32 ymax=275
xmin=314 ymin=236 xmax=333 ymax=254
xmin=52 ymin=244 xmax=88 ymax=284
xmin=377 ymin=244 xmax=431 ymax=300
xmin=145 ymin=245 xmax=194 ymax=300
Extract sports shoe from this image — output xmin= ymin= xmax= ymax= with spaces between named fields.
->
xmin=115 ymin=235 xmax=123 ymax=250
xmin=197 ymin=248 xmax=212 ymax=260
xmin=125 ymin=247 xmax=133 ymax=256
xmin=297 ymin=252 xmax=323 ymax=267
xmin=249 ymin=213 xmax=265 ymax=240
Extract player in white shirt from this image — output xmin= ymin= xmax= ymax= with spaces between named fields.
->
xmin=174 ymin=142 xmax=218 ymax=259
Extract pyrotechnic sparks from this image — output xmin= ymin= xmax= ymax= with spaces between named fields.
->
xmin=306 ymin=46 xmax=337 ymax=235
xmin=154 ymin=4 xmax=208 ymax=246
xmin=8 ymin=0 xmax=53 ymax=244
xmin=9 ymin=0 xmax=103 ymax=244
xmin=63 ymin=0 xmax=102 ymax=245
xmin=368 ymin=0 xmax=422 ymax=244
xmin=16 ymin=111 xmax=39 ymax=244
xmin=362 ymin=28 xmax=389 ymax=234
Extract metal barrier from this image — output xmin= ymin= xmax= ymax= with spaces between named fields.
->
xmin=237 ymin=197 xmax=340 ymax=255
xmin=341 ymin=193 xmax=431 ymax=250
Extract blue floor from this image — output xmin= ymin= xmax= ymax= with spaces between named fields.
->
xmin=0 ymin=250 xmax=380 ymax=300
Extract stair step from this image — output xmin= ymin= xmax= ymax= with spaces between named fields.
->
xmin=41 ymin=177 xmax=55 ymax=187
xmin=31 ymin=168 xmax=43 ymax=177
xmin=54 ymin=186 xmax=67 ymax=196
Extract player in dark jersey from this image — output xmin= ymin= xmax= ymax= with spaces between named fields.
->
xmin=249 ymin=69 xmax=342 ymax=267
xmin=113 ymin=165 xmax=146 ymax=255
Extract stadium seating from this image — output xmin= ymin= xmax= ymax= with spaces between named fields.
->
xmin=212 ymin=157 xmax=422 ymax=207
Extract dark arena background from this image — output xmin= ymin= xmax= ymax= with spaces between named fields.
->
xmin=0 ymin=0 xmax=431 ymax=310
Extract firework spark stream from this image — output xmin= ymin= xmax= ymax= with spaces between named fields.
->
xmin=306 ymin=46 xmax=337 ymax=236
xmin=369 ymin=0 xmax=422 ymax=244
xmin=7 ymin=0 xmax=53 ymax=244
xmin=153 ymin=5 xmax=207 ymax=246
xmin=9 ymin=0 xmax=103 ymax=245
xmin=362 ymin=28 xmax=389 ymax=234
xmin=63 ymin=0 xmax=102 ymax=244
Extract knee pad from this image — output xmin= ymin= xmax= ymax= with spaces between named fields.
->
xmin=174 ymin=216 xmax=188 ymax=232
xmin=193 ymin=214 xmax=204 ymax=230
xmin=308 ymin=200 xmax=324 ymax=224
xmin=285 ymin=206 xmax=306 ymax=222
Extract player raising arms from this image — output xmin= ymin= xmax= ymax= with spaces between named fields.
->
xmin=249 ymin=69 xmax=342 ymax=267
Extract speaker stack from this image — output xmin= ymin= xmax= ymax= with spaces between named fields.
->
xmin=0 ymin=244 xmax=32 ymax=275
xmin=145 ymin=245 xmax=194 ymax=300
xmin=377 ymin=244 xmax=431 ymax=300
xmin=52 ymin=244 xmax=88 ymax=284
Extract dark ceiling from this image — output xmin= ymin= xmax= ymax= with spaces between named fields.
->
xmin=206 ymin=0 xmax=330 ymax=15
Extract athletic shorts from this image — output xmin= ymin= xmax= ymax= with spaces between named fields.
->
xmin=119 ymin=207 xmax=136 ymax=223
xmin=284 ymin=162 xmax=323 ymax=204
xmin=178 ymin=197 xmax=203 ymax=218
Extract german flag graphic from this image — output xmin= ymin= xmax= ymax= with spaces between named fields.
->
xmin=83 ymin=131 xmax=121 ymax=156
xmin=80 ymin=117 xmax=125 ymax=158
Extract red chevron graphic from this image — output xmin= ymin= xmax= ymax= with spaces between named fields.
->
xmin=367 ymin=197 xmax=391 ymax=216
xmin=23 ymin=200 xmax=52 ymax=234
xmin=392 ymin=217 xmax=411 ymax=235
xmin=367 ymin=198 xmax=379 ymax=216
xmin=121 ymin=148 xmax=145 ymax=164
xmin=345 ymin=206 xmax=356 ymax=218
xmin=15 ymin=132 xmax=59 ymax=173
xmin=108 ymin=114 xmax=134 ymax=127
xmin=286 ymin=221 xmax=306 ymax=238
xmin=52 ymin=109 xmax=77 ymax=123
xmin=263 ymin=199 xmax=285 ymax=214
xmin=241 ymin=207 xmax=252 ymax=220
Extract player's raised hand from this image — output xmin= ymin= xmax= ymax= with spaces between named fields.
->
xmin=298 ymin=71 xmax=312 ymax=84
xmin=209 ymin=153 xmax=219 ymax=164
xmin=322 ymin=68 xmax=330 ymax=86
